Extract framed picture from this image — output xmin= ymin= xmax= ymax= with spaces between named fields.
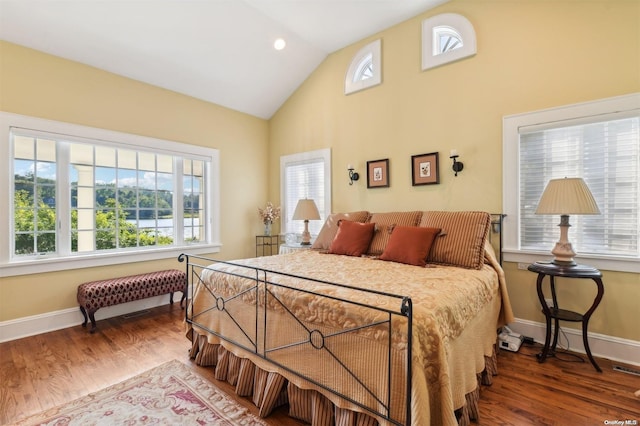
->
xmin=411 ymin=152 xmax=439 ymax=186
xmin=367 ymin=158 xmax=390 ymax=188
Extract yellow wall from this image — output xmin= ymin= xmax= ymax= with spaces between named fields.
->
xmin=269 ymin=1 xmax=640 ymax=341
xmin=1 ymin=1 xmax=638 ymax=342
xmin=0 ymin=41 xmax=269 ymax=321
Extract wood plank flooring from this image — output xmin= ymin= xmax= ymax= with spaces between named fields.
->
xmin=1 ymin=304 xmax=638 ymax=425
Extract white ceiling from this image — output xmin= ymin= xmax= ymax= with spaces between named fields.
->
xmin=0 ymin=0 xmax=447 ymax=119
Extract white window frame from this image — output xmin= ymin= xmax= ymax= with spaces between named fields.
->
xmin=502 ymin=93 xmax=640 ymax=273
xmin=0 ymin=112 xmax=221 ymax=277
xmin=280 ymin=148 xmax=331 ymax=237
xmin=345 ymin=39 xmax=382 ymax=95
xmin=422 ymin=13 xmax=476 ymax=71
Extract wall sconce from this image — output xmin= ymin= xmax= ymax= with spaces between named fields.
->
xmin=449 ymin=150 xmax=464 ymax=176
xmin=347 ymin=164 xmax=359 ymax=185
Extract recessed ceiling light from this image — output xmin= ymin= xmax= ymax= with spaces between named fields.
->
xmin=274 ymin=38 xmax=286 ymax=51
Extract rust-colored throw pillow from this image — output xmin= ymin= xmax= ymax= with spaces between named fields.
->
xmin=366 ymin=211 xmax=422 ymax=255
xmin=419 ymin=211 xmax=491 ymax=269
xmin=328 ymin=221 xmax=376 ymax=257
xmin=312 ymin=211 xmax=370 ymax=250
xmin=379 ymin=226 xmax=441 ymax=266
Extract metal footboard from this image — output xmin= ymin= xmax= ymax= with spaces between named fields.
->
xmin=178 ymin=253 xmax=413 ymax=425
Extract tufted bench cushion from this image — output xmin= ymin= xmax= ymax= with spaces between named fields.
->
xmin=77 ymin=269 xmax=186 ymax=333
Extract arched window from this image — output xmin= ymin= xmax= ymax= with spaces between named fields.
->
xmin=433 ymin=26 xmax=463 ymax=54
xmin=354 ymin=53 xmax=374 ymax=82
xmin=345 ymin=39 xmax=381 ymax=94
xmin=422 ymin=14 xmax=476 ymax=70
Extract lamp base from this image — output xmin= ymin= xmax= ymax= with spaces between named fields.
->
xmin=551 ymin=257 xmax=577 ymax=267
xmin=550 ymin=215 xmax=577 ymax=266
xmin=300 ymin=220 xmax=312 ymax=245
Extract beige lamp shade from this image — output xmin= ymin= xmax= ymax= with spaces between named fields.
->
xmin=292 ymin=199 xmax=321 ymax=220
xmin=293 ymin=199 xmax=320 ymax=245
xmin=535 ymin=177 xmax=600 ymax=265
xmin=535 ymin=178 xmax=600 ymax=215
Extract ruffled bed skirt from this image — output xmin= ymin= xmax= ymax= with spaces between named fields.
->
xmin=188 ymin=329 xmax=498 ymax=426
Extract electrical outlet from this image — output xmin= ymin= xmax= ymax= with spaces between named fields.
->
xmin=545 ymin=298 xmax=554 ymax=308
xmin=517 ymin=262 xmax=530 ymax=270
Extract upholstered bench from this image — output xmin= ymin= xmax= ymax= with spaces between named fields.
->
xmin=77 ymin=269 xmax=186 ymax=333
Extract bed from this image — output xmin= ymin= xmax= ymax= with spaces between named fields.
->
xmin=180 ymin=210 xmax=514 ymax=426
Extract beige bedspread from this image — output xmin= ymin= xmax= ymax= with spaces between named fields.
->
xmin=189 ymin=246 xmax=513 ymax=425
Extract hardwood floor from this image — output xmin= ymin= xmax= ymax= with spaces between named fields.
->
xmin=1 ymin=304 xmax=638 ymax=425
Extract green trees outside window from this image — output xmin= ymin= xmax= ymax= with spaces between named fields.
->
xmin=14 ymin=173 xmax=174 ymax=255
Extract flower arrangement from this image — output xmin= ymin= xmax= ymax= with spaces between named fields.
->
xmin=258 ymin=202 xmax=280 ymax=224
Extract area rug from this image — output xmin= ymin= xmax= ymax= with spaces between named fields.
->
xmin=15 ymin=360 xmax=268 ymax=425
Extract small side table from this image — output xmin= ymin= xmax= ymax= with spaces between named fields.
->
xmin=527 ymin=261 xmax=604 ymax=372
xmin=256 ymin=235 xmax=281 ymax=257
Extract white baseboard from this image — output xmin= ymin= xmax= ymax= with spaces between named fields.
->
xmin=508 ymin=318 xmax=640 ymax=367
xmin=0 ymin=295 xmax=182 ymax=343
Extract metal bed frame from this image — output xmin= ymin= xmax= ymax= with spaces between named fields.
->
xmin=179 ymin=252 xmax=413 ymax=425
xmin=178 ymin=213 xmax=504 ymax=425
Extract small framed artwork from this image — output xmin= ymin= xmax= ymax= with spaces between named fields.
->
xmin=367 ymin=158 xmax=390 ymax=188
xmin=411 ymin=152 xmax=439 ymax=186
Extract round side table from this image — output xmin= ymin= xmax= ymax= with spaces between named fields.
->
xmin=527 ymin=261 xmax=604 ymax=372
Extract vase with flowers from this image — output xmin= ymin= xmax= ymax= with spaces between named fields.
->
xmin=258 ymin=202 xmax=280 ymax=236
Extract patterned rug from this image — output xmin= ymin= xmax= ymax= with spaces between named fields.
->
xmin=15 ymin=360 xmax=268 ymax=426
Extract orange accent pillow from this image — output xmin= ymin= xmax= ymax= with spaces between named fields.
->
xmin=311 ymin=211 xmax=370 ymax=250
xmin=328 ymin=221 xmax=376 ymax=257
xmin=379 ymin=226 xmax=441 ymax=266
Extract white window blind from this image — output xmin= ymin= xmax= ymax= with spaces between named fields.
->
xmin=280 ymin=149 xmax=331 ymax=236
xmin=519 ymin=114 xmax=639 ymax=257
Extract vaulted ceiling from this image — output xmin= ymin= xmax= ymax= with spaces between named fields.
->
xmin=0 ymin=0 xmax=448 ymax=119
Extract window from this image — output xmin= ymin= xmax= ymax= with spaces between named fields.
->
xmin=433 ymin=26 xmax=463 ymax=54
xmin=1 ymin=112 xmax=220 ymax=276
xmin=422 ymin=13 xmax=476 ymax=70
xmin=345 ymin=39 xmax=382 ymax=95
xmin=280 ymin=149 xmax=331 ymax=237
xmin=503 ymin=93 xmax=640 ymax=272
xmin=354 ymin=53 xmax=374 ymax=82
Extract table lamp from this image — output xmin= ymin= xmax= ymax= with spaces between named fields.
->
xmin=535 ymin=177 xmax=600 ymax=265
xmin=292 ymin=199 xmax=320 ymax=245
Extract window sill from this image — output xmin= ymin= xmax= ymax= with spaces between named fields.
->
xmin=503 ymin=250 xmax=640 ymax=274
xmin=0 ymin=244 xmax=221 ymax=277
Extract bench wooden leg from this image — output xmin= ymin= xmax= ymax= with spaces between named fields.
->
xmin=180 ymin=281 xmax=187 ymax=309
xmin=80 ymin=306 xmax=88 ymax=328
xmin=88 ymin=311 xmax=97 ymax=334
xmin=171 ymin=291 xmax=187 ymax=309
xmin=79 ymin=306 xmax=98 ymax=333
